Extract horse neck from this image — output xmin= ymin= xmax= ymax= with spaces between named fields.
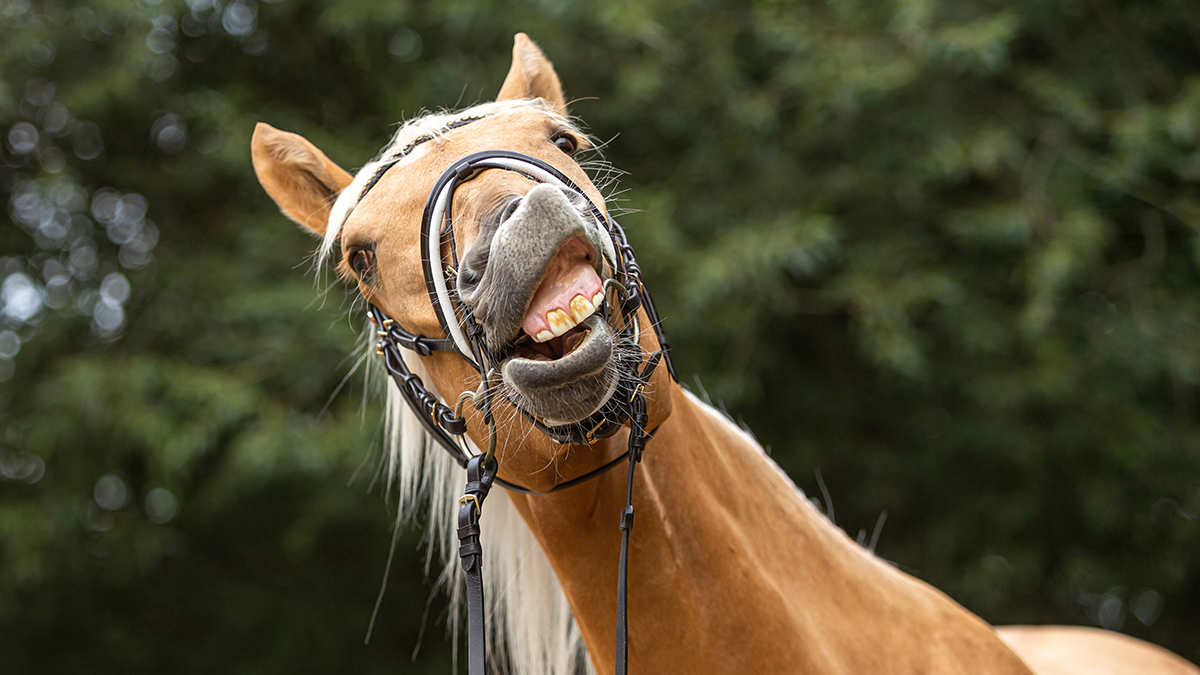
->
xmin=504 ymin=384 xmax=1034 ymax=675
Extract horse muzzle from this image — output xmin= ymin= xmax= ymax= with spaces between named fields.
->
xmin=458 ymin=184 xmax=619 ymax=423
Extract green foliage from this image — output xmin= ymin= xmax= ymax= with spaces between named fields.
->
xmin=2 ymin=0 xmax=1198 ymax=671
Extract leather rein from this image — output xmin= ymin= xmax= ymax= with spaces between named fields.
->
xmin=352 ymin=124 xmax=676 ymax=674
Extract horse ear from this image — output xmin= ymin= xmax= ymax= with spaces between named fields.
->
xmin=251 ymin=123 xmax=354 ymax=237
xmin=496 ymin=33 xmax=568 ymax=117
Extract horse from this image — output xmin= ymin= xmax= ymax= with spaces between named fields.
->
xmin=251 ymin=33 xmax=1199 ymax=675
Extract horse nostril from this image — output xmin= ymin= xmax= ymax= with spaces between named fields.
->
xmin=459 ymin=265 xmax=481 ymax=287
xmin=500 ymin=198 xmax=522 ymax=223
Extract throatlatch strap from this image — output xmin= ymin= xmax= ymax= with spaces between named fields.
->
xmin=458 ymin=454 xmax=495 ymax=675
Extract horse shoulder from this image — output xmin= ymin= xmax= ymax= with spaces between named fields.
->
xmin=997 ymin=625 xmax=1200 ymax=675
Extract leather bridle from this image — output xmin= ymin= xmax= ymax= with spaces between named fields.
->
xmin=351 ymin=119 xmax=676 ymax=675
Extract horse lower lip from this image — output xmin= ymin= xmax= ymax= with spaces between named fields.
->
xmin=503 ymin=316 xmax=612 ymax=391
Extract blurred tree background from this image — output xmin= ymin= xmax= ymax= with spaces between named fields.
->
xmin=2 ymin=0 xmax=1198 ymax=672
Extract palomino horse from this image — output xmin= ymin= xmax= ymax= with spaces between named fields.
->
xmin=252 ymin=33 xmax=1198 ymax=675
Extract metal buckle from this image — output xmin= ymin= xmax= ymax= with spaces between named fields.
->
xmin=376 ymin=340 xmax=385 ymax=356
xmin=628 ymin=383 xmax=645 ymax=403
xmin=459 ymin=494 xmax=480 ymax=513
xmin=603 ymin=278 xmax=628 ymax=303
xmin=584 ymin=416 xmax=610 ymax=445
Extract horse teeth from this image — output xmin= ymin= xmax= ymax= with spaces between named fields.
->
xmin=535 ymin=330 xmax=554 ymax=343
xmin=592 ymin=292 xmax=604 ymax=310
xmin=569 ymin=294 xmax=595 ymax=322
xmin=546 ymin=309 xmax=575 ymax=336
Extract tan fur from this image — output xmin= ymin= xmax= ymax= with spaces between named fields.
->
xmin=251 ymin=123 xmax=353 ymax=235
xmin=497 ymin=33 xmax=568 ymax=117
xmin=999 ymin=627 xmax=1199 ymax=675
xmin=253 ymin=33 xmax=1198 ymax=675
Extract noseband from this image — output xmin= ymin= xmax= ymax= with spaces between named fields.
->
xmin=353 ymin=123 xmax=675 ymax=675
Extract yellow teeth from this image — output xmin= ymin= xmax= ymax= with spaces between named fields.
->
xmin=536 ymin=293 xmax=603 ymax=342
xmin=546 ymin=309 xmax=575 ymax=337
xmin=569 ymin=294 xmax=596 ymax=323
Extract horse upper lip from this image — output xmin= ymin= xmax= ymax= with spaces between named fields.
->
xmin=520 ymin=236 xmax=604 ymax=342
xmin=462 ymin=184 xmax=607 ymax=353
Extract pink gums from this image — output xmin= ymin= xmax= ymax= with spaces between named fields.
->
xmin=521 ymin=237 xmax=603 ymax=339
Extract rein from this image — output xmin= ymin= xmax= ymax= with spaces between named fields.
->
xmin=358 ymin=129 xmax=675 ymax=674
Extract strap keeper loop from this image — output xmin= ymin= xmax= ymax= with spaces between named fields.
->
xmin=454 ymin=162 xmax=479 ymax=182
xmin=619 ymin=505 xmax=634 ymax=531
xmin=411 ymin=337 xmax=434 ymax=357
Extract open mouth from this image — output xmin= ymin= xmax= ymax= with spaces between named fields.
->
xmin=510 ymin=236 xmax=605 ymax=361
xmin=457 ymin=183 xmax=619 ymax=425
xmin=499 ymin=236 xmax=617 ymax=423
xmin=511 ymin=322 xmax=595 ymax=361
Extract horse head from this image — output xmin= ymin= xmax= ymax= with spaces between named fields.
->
xmin=250 ymin=34 xmax=673 ymax=492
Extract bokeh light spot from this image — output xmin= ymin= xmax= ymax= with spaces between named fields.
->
xmin=145 ymin=488 xmax=179 ymax=524
xmin=94 ymin=474 xmax=128 ymax=511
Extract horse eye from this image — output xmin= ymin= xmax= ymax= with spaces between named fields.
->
xmin=350 ymin=248 xmax=374 ymax=279
xmin=552 ymin=134 xmax=577 ymax=156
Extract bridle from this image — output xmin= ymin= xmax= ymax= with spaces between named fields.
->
xmin=351 ymin=117 xmax=676 ymax=675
